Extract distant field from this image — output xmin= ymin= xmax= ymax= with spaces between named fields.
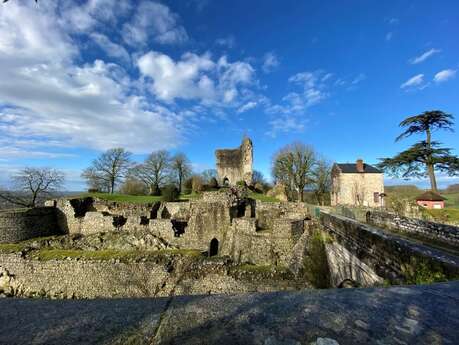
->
xmin=248 ymin=192 xmax=279 ymax=202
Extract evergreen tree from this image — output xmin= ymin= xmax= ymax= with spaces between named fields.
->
xmin=378 ymin=110 xmax=459 ymax=192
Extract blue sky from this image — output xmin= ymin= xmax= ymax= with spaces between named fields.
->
xmin=0 ymin=0 xmax=458 ymax=190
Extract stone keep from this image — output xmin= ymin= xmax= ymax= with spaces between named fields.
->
xmin=215 ymin=137 xmax=253 ymax=186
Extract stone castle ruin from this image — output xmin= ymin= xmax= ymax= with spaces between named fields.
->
xmin=215 ymin=137 xmax=253 ymax=186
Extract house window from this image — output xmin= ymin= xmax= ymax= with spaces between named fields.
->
xmin=373 ymin=192 xmax=380 ymax=203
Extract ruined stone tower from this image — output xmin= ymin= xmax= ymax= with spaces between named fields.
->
xmin=215 ymin=137 xmax=253 ymax=186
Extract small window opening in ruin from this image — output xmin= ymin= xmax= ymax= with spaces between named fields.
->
xmin=150 ymin=203 xmax=160 ymax=219
xmin=223 ymin=177 xmax=229 ymax=186
xmin=373 ymin=192 xmax=380 ymax=203
xmin=209 ymin=238 xmax=219 ymax=257
xmin=171 ymin=220 xmax=187 ymax=237
xmin=112 ymin=215 xmax=127 ymax=229
xmin=365 ymin=211 xmax=371 ymax=223
xmin=161 ymin=207 xmax=171 ymax=219
xmin=236 ymin=203 xmax=246 ymax=217
xmin=140 ymin=216 xmax=149 ymax=225
xmin=70 ymin=197 xmax=95 ymax=218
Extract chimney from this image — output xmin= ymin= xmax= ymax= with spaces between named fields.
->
xmin=356 ymin=159 xmax=364 ymax=173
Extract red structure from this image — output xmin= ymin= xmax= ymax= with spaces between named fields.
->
xmin=415 ymin=191 xmax=446 ymax=209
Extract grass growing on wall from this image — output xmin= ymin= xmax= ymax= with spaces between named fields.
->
xmin=0 ymin=243 xmax=27 ymax=253
xmin=31 ymin=248 xmax=203 ymax=261
xmin=248 ymin=192 xmax=279 ymax=202
xmin=401 ymin=256 xmax=447 ymax=285
xmin=302 ymin=231 xmax=332 ymax=288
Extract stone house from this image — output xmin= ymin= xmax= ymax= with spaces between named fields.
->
xmin=415 ymin=191 xmax=446 ymax=209
xmin=215 ymin=137 xmax=253 ymax=186
xmin=331 ymin=159 xmax=384 ymax=207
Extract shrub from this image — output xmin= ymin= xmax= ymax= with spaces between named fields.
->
xmin=191 ymin=176 xmax=204 ymax=193
xmin=236 ymin=180 xmax=247 ymax=187
xmin=208 ymin=177 xmax=219 ymax=189
xmin=120 ymin=179 xmax=148 ymax=195
xmin=150 ymin=184 xmax=161 ymax=196
xmin=87 ymin=188 xmax=99 ymax=193
xmin=161 ymin=184 xmax=179 ymax=202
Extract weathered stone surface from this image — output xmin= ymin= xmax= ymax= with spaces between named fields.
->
xmin=1 ymin=282 xmax=458 ymax=344
xmin=215 ymin=137 xmax=253 ymax=186
xmin=0 ymin=253 xmax=304 ymax=299
xmin=0 ymin=207 xmax=60 ymax=243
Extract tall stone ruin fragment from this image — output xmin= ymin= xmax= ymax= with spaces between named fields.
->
xmin=215 ymin=137 xmax=253 ymax=186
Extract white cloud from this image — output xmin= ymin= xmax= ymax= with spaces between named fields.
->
xmin=265 ymin=115 xmax=306 ymax=138
xmin=237 ymin=101 xmax=257 ymax=113
xmin=385 ymin=32 xmax=393 ymax=41
xmin=122 ymin=1 xmax=188 ymax=45
xmin=215 ymin=36 xmax=235 ymax=48
xmin=400 ymin=74 xmax=425 ymax=89
xmin=0 ymin=1 xmax=186 ymax=154
xmin=262 ymin=52 xmax=279 ymax=73
xmin=434 ymin=69 xmax=457 ymax=83
xmin=137 ymin=52 xmax=256 ymax=105
xmin=409 ymin=48 xmax=441 ymax=64
xmin=351 ymin=73 xmax=366 ymax=85
xmin=0 ymin=0 xmax=263 ymax=160
xmin=90 ymin=33 xmax=130 ymax=63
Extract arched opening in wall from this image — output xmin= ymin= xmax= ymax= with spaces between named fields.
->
xmin=337 ymin=279 xmax=359 ymax=288
xmin=209 ymin=238 xmax=219 ymax=257
xmin=365 ymin=211 xmax=371 ymax=224
xmin=223 ymin=177 xmax=229 ymax=186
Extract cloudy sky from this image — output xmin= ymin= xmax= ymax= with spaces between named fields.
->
xmin=0 ymin=0 xmax=458 ymax=190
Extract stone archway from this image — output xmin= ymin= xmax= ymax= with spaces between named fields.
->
xmin=223 ymin=177 xmax=229 ymax=186
xmin=209 ymin=238 xmax=219 ymax=257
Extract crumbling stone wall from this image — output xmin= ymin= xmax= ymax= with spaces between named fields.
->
xmin=0 ymin=208 xmax=60 ymax=243
xmin=215 ymin=137 xmax=253 ymax=185
xmin=367 ymin=211 xmax=459 ymax=247
xmin=0 ymin=254 xmax=300 ymax=298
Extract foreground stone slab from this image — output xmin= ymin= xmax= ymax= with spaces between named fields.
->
xmin=1 ymin=282 xmax=459 ymax=345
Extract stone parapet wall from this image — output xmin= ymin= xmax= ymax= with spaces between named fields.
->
xmin=320 ymin=212 xmax=459 ymax=282
xmin=367 ymin=211 xmax=459 ymax=247
xmin=0 ymin=208 xmax=60 ymax=243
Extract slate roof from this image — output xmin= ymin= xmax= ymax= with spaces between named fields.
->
xmin=415 ymin=191 xmax=447 ymax=201
xmin=335 ymin=163 xmax=382 ymax=174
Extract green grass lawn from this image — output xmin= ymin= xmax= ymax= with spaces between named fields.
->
xmin=76 ymin=192 xmax=200 ymax=203
xmin=248 ymin=192 xmax=279 ymax=202
xmin=443 ymin=192 xmax=459 ymax=209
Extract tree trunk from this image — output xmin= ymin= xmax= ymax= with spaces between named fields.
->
xmin=110 ymin=178 xmax=115 ymax=194
xmin=427 ymin=164 xmax=438 ymax=192
xmin=425 ymin=127 xmax=438 ymax=192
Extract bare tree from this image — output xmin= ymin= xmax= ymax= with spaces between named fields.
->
xmin=252 ymin=170 xmax=266 ymax=185
xmin=272 ymin=142 xmax=316 ymax=202
xmin=170 ymin=153 xmax=192 ymax=194
xmin=129 ymin=150 xmax=170 ymax=195
xmin=0 ymin=167 xmax=64 ymax=207
xmin=82 ymin=148 xmax=132 ymax=194
xmin=312 ymin=159 xmax=332 ymax=206
xmin=201 ymin=169 xmax=217 ymax=183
